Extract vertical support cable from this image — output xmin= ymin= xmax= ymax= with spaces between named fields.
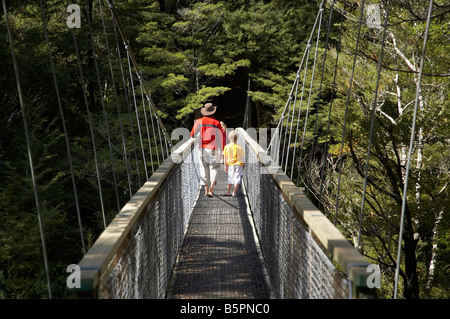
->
xmin=39 ymin=0 xmax=86 ymax=254
xmin=285 ymin=72 xmax=301 ymax=177
xmin=3 ymin=0 xmax=52 ymax=298
xmin=292 ymin=54 xmax=310 ymax=184
xmin=99 ymin=0 xmax=133 ymax=201
xmin=357 ymin=0 xmax=392 ymax=251
xmin=127 ymin=48 xmax=149 ymax=181
xmin=146 ymin=95 xmax=161 ymax=165
xmin=243 ymin=71 xmax=251 ymax=129
xmin=334 ymin=0 xmax=366 ymax=225
xmin=266 ymin=0 xmax=325 ymax=160
xmin=298 ymin=4 xmax=324 ymax=189
xmin=139 ymin=76 xmax=155 ymax=173
xmin=66 ymin=0 xmax=107 ymax=229
xmin=394 ymin=0 xmax=433 ymax=299
xmin=84 ymin=0 xmax=121 ymax=213
xmin=109 ymin=5 xmax=141 ymax=193
xmin=280 ymin=104 xmax=290 ymax=169
xmin=149 ymin=94 xmax=168 ymax=161
xmin=307 ymin=0 xmax=335 ymax=201
xmin=321 ymin=0 xmax=347 ymax=215
xmin=107 ymin=0 xmax=172 ymax=158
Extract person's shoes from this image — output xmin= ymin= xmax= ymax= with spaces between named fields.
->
xmin=206 ymin=193 xmax=214 ymax=197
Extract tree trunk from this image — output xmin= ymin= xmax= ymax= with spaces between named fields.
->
xmin=402 ymin=206 xmax=420 ymax=299
xmin=158 ymin=0 xmax=165 ymax=12
xmin=425 ymin=208 xmax=444 ymax=294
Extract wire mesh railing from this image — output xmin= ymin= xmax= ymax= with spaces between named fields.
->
xmin=73 ymin=128 xmax=375 ymax=298
xmin=237 ymin=128 xmax=376 ymax=299
xmin=73 ymin=137 xmax=200 ymax=298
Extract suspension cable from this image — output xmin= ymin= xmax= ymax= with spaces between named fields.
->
xmin=84 ymin=0 xmax=121 ymax=213
xmin=146 ymin=95 xmax=161 ymax=165
xmin=334 ymin=0 xmax=367 ymax=225
xmin=107 ymin=0 xmax=172 ymax=153
xmin=307 ymin=0 xmax=336 ymax=201
xmin=150 ymin=94 xmax=169 ymax=160
xmin=65 ymin=0 xmax=107 ymax=229
xmin=394 ymin=0 xmax=434 ymax=299
xmin=139 ymin=77 xmax=155 ymax=174
xmin=3 ymin=0 xmax=53 ymax=298
xmin=357 ymin=0 xmax=392 ymax=252
xmin=291 ymin=51 xmax=310 ymax=183
xmin=321 ymin=0 xmax=346 ymax=222
xmin=286 ymin=71 xmax=301 ymax=177
xmin=127 ymin=47 xmax=149 ymax=181
xmin=279 ymin=108 xmax=289 ymax=168
xmin=297 ymin=4 xmax=324 ymax=189
xmin=39 ymin=0 xmax=86 ymax=254
xmin=267 ymin=0 xmax=325 ymax=162
xmin=99 ymin=0 xmax=133 ymax=200
xmin=110 ymin=7 xmax=141 ymax=192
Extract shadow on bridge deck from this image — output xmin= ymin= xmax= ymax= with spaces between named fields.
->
xmin=166 ymin=168 xmax=273 ymax=299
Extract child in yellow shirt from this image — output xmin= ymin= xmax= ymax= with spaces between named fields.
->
xmin=223 ymin=130 xmax=245 ymax=197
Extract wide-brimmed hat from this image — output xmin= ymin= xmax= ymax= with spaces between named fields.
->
xmin=200 ymin=103 xmax=217 ymax=116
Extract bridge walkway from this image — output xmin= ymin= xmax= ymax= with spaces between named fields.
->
xmin=167 ymin=168 xmax=273 ymax=299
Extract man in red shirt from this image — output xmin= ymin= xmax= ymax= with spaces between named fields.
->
xmin=191 ymin=103 xmax=226 ymax=197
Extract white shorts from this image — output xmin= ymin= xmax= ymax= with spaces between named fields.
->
xmin=199 ymin=148 xmax=220 ymax=185
xmin=227 ymin=165 xmax=243 ymax=185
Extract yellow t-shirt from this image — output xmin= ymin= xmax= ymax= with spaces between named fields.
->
xmin=224 ymin=143 xmax=245 ymax=166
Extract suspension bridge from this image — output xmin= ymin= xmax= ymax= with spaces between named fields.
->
xmin=2 ymin=0 xmax=442 ymax=299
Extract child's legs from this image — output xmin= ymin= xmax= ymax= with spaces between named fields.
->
xmin=227 ymin=166 xmax=235 ymax=195
xmin=231 ymin=165 xmax=243 ymax=196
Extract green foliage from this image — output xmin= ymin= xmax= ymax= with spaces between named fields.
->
xmin=1 ymin=0 xmax=448 ymax=299
xmin=302 ymin=0 xmax=450 ymax=299
xmin=178 ymin=85 xmax=231 ymax=119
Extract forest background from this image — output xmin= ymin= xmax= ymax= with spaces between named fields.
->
xmin=0 ymin=0 xmax=448 ymax=299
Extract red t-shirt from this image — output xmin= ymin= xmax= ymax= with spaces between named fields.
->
xmin=190 ymin=116 xmax=226 ymax=150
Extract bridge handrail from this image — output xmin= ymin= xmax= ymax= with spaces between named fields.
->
xmin=236 ymin=128 xmax=376 ymax=298
xmin=74 ymin=136 xmax=196 ymax=297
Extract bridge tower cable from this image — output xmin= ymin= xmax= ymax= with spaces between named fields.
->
xmin=3 ymin=0 xmax=53 ymax=298
xmin=39 ymin=0 xmax=86 ymax=254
